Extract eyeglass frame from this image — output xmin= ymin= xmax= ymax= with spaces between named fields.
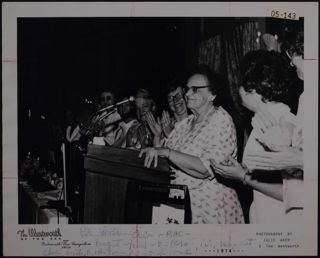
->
xmin=183 ymin=85 xmax=210 ymax=94
xmin=285 ymin=50 xmax=297 ymax=67
xmin=167 ymin=91 xmax=185 ymax=103
xmin=285 ymin=50 xmax=293 ymax=60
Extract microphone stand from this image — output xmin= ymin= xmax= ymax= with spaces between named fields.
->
xmin=79 ymin=96 xmax=134 ymax=150
xmin=91 ymin=96 xmax=134 ymax=118
xmin=96 ymin=108 xmax=118 ymax=126
xmin=80 ymin=108 xmax=117 ymax=137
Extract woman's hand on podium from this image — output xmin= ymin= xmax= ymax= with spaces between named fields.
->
xmin=139 ymin=147 xmax=170 ymax=168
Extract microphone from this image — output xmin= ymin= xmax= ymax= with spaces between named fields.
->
xmin=80 ymin=96 xmax=135 ymax=136
xmin=93 ymin=96 xmax=135 ymax=116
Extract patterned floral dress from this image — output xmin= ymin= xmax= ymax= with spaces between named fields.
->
xmin=165 ymin=106 xmax=244 ymax=224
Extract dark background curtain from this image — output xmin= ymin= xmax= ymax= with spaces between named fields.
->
xmin=198 ymin=21 xmax=259 ymax=161
xmin=198 ymin=21 xmax=260 ymax=223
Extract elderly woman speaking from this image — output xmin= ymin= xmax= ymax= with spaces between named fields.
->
xmin=139 ymin=68 xmax=244 ymax=224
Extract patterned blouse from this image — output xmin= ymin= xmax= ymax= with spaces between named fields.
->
xmin=165 ymin=105 xmax=244 ymax=224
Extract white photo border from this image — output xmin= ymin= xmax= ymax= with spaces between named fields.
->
xmin=2 ymin=2 xmax=318 ymax=256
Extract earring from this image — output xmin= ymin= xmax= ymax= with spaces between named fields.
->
xmin=290 ymin=61 xmax=295 ymax=67
xmin=209 ymin=95 xmax=216 ymax=102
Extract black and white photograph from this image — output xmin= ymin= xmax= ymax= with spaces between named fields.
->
xmin=16 ymin=15 xmax=305 ymax=225
xmin=2 ymin=2 xmax=318 ymax=256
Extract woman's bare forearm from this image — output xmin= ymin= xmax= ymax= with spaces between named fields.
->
xmin=245 ymin=178 xmax=283 ymax=201
xmin=168 ymin=149 xmax=210 ymax=179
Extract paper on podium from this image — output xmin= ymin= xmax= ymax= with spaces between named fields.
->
xmin=152 ymin=204 xmax=184 ymax=224
xmin=93 ymin=137 xmax=105 ymax=146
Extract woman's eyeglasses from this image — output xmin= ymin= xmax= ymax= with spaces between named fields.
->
xmin=183 ymin=86 xmax=209 ymax=94
xmin=285 ymin=50 xmax=293 ymax=60
xmin=285 ymin=50 xmax=296 ymax=67
xmin=167 ymin=92 xmax=184 ymax=103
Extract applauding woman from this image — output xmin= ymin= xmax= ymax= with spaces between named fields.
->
xmin=145 ymin=80 xmax=189 ymax=147
xmin=244 ymin=21 xmax=304 ymax=222
xmin=140 ymin=67 xmax=244 ymax=224
xmin=211 ymin=50 xmax=298 ymax=223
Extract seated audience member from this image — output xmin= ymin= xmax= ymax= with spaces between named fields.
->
xmin=113 ymin=97 xmax=139 ymax=148
xmin=139 ymin=67 xmax=244 ymax=224
xmin=126 ymin=89 xmax=157 ymax=149
xmin=96 ymin=90 xmax=123 ymax=146
xmin=146 ymin=79 xmax=189 ymax=147
xmin=65 ymin=109 xmax=81 ymax=144
xmin=211 ymin=50 xmax=298 ymax=223
xmin=163 ymin=79 xmax=189 ymax=132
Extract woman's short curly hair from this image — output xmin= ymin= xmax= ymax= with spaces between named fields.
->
xmin=189 ymin=65 xmax=223 ymax=96
xmin=165 ymin=77 xmax=185 ymax=96
xmin=241 ymin=50 xmax=294 ymax=103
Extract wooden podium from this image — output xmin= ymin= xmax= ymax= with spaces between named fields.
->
xmin=83 ymin=144 xmax=173 ymax=224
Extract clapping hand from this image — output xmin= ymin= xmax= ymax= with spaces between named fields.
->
xmin=161 ymin=111 xmax=175 ymax=138
xmin=145 ymin=111 xmax=162 ymax=138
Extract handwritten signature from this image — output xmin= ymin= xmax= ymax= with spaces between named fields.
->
xmin=40 ymin=226 xmax=259 ymax=256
